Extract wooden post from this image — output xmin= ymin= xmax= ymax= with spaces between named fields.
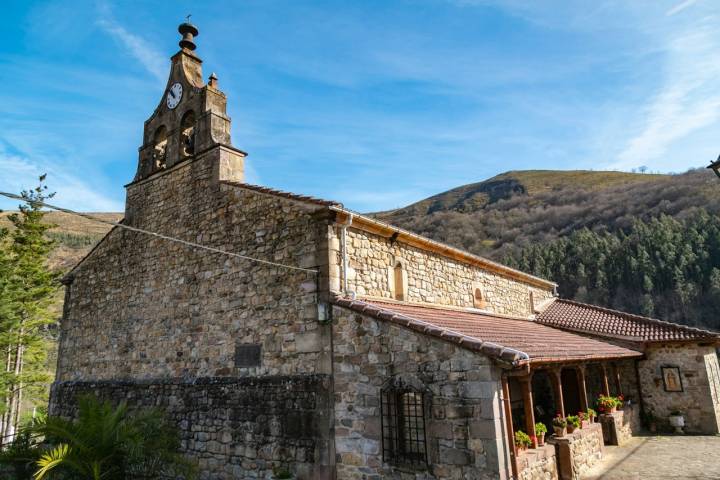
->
xmin=550 ymin=368 xmax=565 ymax=418
xmin=519 ymin=374 xmax=537 ymax=447
xmin=577 ymin=365 xmax=589 ymax=412
xmin=601 ymin=364 xmax=610 ymax=396
xmin=501 ymin=376 xmax=519 ymax=479
xmin=612 ymin=363 xmax=623 ymax=396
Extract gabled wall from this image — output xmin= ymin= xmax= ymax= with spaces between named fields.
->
xmin=53 ymin=149 xmax=336 ymax=479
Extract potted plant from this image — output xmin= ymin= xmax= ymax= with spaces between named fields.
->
xmin=535 ymin=422 xmax=547 ymax=446
xmin=668 ymin=410 xmax=685 ymax=434
xmin=578 ymin=411 xmax=587 ymax=428
xmin=515 ymin=430 xmax=532 ymax=451
xmin=598 ymin=394 xmax=619 ymax=414
xmin=586 ymin=408 xmax=597 ymax=423
xmin=566 ymin=415 xmax=580 ymax=434
xmin=273 ymin=466 xmax=295 ymax=479
xmin=552 ymin=414 xmax=567 ymax=437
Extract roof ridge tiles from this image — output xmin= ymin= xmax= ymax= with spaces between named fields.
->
xmin=331 ymin=295 xmax=642 ymax=366
xmin=553 ymin=298 xmax=719 ymax=338
xmin=221 ymin=180 xmax=342 ymax=207
xmin=331 ymin=295 xmax=531 ymax=366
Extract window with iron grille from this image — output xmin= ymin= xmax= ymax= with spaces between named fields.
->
xmin=381 ymin=388 xmax=428 ymax=467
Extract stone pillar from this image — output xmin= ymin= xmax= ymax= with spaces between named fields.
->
xmin=519 ymin=375 xmax=537 ymax=447
xmin=550 ymin=368 xmax=565 ymax=418
xmin=601 ymin=364 xmax=610 ymax=396
xmin=577 ymin=365 xmax=589 ymax=412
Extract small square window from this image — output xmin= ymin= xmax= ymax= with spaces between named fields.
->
xmin=381 ymin=389 xmax=427 ymax=467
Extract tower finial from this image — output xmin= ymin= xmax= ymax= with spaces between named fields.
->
xmin=178 ymin=17 xmax=199 ymax=51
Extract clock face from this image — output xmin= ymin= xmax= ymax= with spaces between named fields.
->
xmin=166 ymin=83 xmax=183 ymax=109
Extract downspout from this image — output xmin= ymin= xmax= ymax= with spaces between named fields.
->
xmin=340 ymin=213 xmax=355 ymax=299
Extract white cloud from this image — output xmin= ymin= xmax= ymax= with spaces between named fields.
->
xmin=96 ymin=9 xmax=166 ymax=84
xmin=615 ymin=23 xmax=720 ymax=169
xmin=0 ymin=144 xmax=123 ymax=213
xmin=666 ymin=0 xmax=698 ymax=16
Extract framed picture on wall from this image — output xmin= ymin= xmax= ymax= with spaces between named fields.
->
xmin=661 ymin=366 xmax=683 ymax=392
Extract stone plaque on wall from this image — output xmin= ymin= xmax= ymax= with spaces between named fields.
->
xmin=235 ymin=343 xmax=262 ymax=367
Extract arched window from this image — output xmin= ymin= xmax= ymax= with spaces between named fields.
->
xmin=529 ymin=291 xmax=535 ymax=313
xmin=152 ymin=125 xmax=168 ymax=171
xmin=180 ymin=110 xmax=195 ymax=157
xmin=394 ymin=261 xmax=405 ymax=301
xmin=473 ymin=287 xmax=486 ymax=309
xmin=381 ymin=386 xmax=427 ymax=466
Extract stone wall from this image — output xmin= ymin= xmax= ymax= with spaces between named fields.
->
xmin=331 ymin=306 xmax=511 ymax=480
xmin=337 ymin=227 xmax=554 ymax=317
xmin=638 ymin=343 xmax=720 ymax=434
xmin=548 ymin=423 xmax=603 ymax=480
xmin=50 ymin=376 xmax=333 ymax=480
xmin=517 ymin=444 xmax=558 ymax=480
xmin=57 ymin=149 xmax=332 ymax=381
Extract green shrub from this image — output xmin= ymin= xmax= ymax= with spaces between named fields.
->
xmin=1 ymin=395 xmax=196 ymax=480
xmin=514 ymin=430 xmax=532 ymax=448
xmin=534 ymin=422 xmax=547 ymax=434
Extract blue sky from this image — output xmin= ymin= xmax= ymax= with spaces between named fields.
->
xmin=2 ymin=0 xmax=720 ymax=212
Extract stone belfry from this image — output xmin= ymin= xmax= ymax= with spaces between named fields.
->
xmin=133 ymin=20 xmax=245 ymax=183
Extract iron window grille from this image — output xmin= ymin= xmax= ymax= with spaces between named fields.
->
xmin=381 ymin=388 xmax=428 ymax=467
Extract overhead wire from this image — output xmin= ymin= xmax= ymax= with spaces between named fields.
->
xmin=0 ymin=191 xmax=318 ymax=275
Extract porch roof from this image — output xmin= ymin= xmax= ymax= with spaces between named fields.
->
xmin=537 ymin=299 xmax=720 ymax=344
xmin=332 ymin=296 xmax=642 ymax=367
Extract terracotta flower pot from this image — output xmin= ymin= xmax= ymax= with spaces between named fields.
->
xmin=553 ymin=426 xmax=567 ymax=437
xmin=537 ymin=432 xmax=545 ymax=446
xmin=567 ymin=424 xmax=576 ymax=434
xmin=609 ymin=406 xmax=617 ymax=413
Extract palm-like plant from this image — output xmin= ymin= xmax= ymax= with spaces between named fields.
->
xmin=27 ymin=395 xmax=195 ymax=480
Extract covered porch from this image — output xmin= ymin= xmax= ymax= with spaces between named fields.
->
xmin=502 ymin=358 xmax=643 ymax=480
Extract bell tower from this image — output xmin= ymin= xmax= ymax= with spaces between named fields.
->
xmin=133 ymin=20 xmax=245 ymax=182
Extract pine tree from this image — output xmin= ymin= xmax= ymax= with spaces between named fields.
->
xmin=0 ymin=176 xmax=59 ymax=446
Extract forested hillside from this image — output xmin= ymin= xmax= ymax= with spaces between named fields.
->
xmin=375 ymin=168 xmax=720 ymax=330
xmin=506 ymin=212 xmax=720 ymax=330
xmin=375 ymin=169 xmax=719 ymax=259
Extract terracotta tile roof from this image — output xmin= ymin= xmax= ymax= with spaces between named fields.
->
xmin=331 ymin=297 xmax=642 ymax=366
xmin=537 ymin=299 xmax=720 ymax=343
xmin=222 ymin=181 xmax=341 ymax=207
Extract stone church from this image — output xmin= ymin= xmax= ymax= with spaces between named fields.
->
xmin=52 ymin=23 xmax=720 ymax=480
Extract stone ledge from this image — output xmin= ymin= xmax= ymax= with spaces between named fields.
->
xmin=548 ymin=423 xmax=604 ymax=480
xmin=600 ymin=409 xmax=634 ymax=446
xmin=518 ymin=444 xmax=558 ymax=480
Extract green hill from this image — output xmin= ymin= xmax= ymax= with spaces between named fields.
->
xmin=373 ymin=169 xmax=718 ymax=259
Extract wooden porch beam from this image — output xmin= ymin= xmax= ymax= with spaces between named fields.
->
xmin=612 ymin=363 xmax=623 ymax=396
xmin=519 ymin=375 xmax=537 ymax=447
xmin=601 ymin=364 xmax=610 ymax=396
xmin=576 ymin=365 xmax=589 ymax=412
xmin=550 ymin=368 xmax=565 ymax=418
xmin=501 ymin=376 xmax=519 ymax=480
